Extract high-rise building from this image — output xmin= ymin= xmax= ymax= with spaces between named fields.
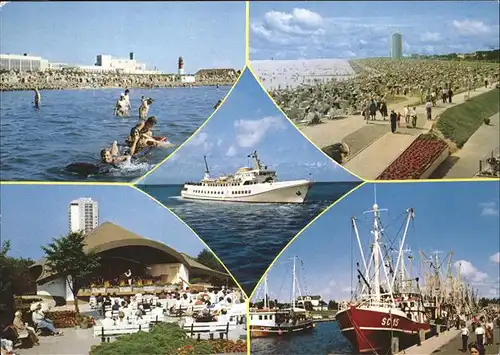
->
xmin=391 ymin=32 xmax=403 ymax=60
xmin=68 ymin=198 xmax=99 ymax=234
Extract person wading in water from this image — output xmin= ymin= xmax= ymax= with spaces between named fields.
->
xmin=34 ymin=88 xmax=41 ymax=109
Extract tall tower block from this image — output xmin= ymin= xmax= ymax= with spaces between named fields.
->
xmin=178 ymin=56 xmax=184 ymax=75
xmin=391 ymin=33 xmax=403 ymax=60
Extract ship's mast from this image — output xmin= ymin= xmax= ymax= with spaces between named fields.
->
xmin=251 ymin=151 xmax=263 ymax=170
xmin=264 ymin=275 xmax=268 ymax=309
xmin=372 ymin=203 xmax=382 ymax=302
xmin=292 ymin=256 xmax=296 ymax=309
xmin=203 ymin=155 xmax=211 ymax=180
xmin=390 ymin=209 xmax=414 ymax=294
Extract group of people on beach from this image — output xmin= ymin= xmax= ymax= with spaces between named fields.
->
xmin=270 ymin=58 xmax=498 ymax=126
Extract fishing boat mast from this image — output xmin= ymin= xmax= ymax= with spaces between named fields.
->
xmin=352 ymin=187 xmax=415 ymax=306
xmin=264 ymin=275 xmax=268 ymax=309
xmin=292 ymin=256 xmax=297 ymax=309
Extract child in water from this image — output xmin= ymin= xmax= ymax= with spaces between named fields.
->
xmin=100 ymin=141 xmax=130 ymax=165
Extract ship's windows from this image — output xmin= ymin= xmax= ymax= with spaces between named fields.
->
xmin=264 ymin=315 xmax=268 ymax=320
xmin=270 ymin=315 xmax=273 ymax=320
xmin=258 ymin=315 xmax=262 ymax=320
xmin=243 ymin=181 xmax=250 ymax=185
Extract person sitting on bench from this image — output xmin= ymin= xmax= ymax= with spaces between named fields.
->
xmin=13 ymin=311 xmax=39 ymax=346
xmin=32 ymin=304 xmax=62 ymax=336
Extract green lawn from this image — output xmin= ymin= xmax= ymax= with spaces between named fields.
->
xmin=435 ymin=89 xmax=500 ymax=148
xmin=310 ymin=310 xmax=338 ymax=317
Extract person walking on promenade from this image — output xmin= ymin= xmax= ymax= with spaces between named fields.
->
xmin=390 ymin=109 xmax=398 ymax=133
xmin=461 ymin=324 xmax=470 ymax=352
xmin=485 ymin=319 xmax=494 ymax=346
xmin=475 ymin=323 xmax=486 ymax=355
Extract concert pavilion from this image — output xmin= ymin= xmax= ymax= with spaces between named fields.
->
xmin=29 ymin=222 xmax=232 ymax=303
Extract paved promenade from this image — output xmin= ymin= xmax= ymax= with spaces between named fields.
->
xmin=343 ymin=85 xmax=497 ymax=179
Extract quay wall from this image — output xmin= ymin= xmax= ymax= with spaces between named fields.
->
xmin=0 ymin=68 xmax=240 ymax=91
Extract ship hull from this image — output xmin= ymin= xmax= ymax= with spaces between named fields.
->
xmin=336 ymin=306 xmax=431 ymax=353
xmin=250 ymin=321 xmax=315 ymax=338
xmin=181 ymin=180 xmax=312 ymax=204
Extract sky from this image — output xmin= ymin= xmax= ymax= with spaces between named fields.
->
xmin=138 ymin=69 xmax=360 ymax=185
xmin=250 ymin=1 xmax=500 ymax=60
xmin=0 ymin=2 xmax=245 ymax=72
xmin=0 ymin=184 xmax=207 ymax=260
xmin=253 ymin=181 xmax=500 ymax=302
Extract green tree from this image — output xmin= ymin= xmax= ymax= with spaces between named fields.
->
xmin=41 ymin=232 xmax=101 ymax=314
xmin=0 ymin=240 xmax=15 ymax=327
xmin=328 ymin=300 xmax=339 ymax=310
xmin=196 ymin=248 xmax=226 ymax=272
xmin=0 ymin=240 xmax=36 ymax=326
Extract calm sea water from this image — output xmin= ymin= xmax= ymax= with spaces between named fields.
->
xmin=139 ymin=182 xmax=360 ymax=295
xmin=251 ymin=321 xmax=354 ymax=355
xmin=0 ymin=86 xmax=229 ymax=181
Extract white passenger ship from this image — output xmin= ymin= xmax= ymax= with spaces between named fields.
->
xmin=181 ymin=151 xmax=312 ymax=203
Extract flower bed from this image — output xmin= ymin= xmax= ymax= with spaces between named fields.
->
xmin=90 ymin=323 xmax=247 ymax=355
xmin=45 ymin=310 xmax=95 ymax=328
xmin=377 ymin=133 xmax=449 ymax=180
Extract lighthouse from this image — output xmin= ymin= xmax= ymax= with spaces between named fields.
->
xmin=178 ymin=56 xmax=184 ymax=75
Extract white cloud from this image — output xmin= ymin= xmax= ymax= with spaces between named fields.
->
xmin=251 ymin=8 xmax=325 ymax=46
xmin=455 ymin=260 xmax=488 ymax=283
xmin=190 ymin=132 xmax=208 ymax=147
xmin=452 ymin=19 xmax=491 ymax=35
xmin=490 ymin=252 xmax=500 ymax=264
xmin=234 ymin=116 xmax=286 ymax=148
xmin=217 ymin=138 xmax=223 ymax=147
xmin=421 ymin=32 xmax=441 ymax=42
xmin=479 ymin=202 xmax=499 ymax=217
xmin=226 ymin=145 xmax=237 ymax=157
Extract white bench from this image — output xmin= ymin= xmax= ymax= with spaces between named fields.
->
xmin=93 ymin=323 xmax=150 ymax=342
xmin=183 ymin=322 xmax=230 ymax=340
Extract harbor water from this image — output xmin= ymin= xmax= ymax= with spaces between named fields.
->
xmin=251 ymin=321 xmax=354 ymax=355
xmin=139 ymin=181 xmax=360 ymax=294
xmin=0 ymin=86 xmax=229 ymax=181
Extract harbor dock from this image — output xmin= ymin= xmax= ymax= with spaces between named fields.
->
xmin=398 ymin=326 xmax=500 ymax=355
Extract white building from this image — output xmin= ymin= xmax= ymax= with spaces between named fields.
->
xmin=0 ymin=53 xmax=49 ymax=72
xmin=93 ymin=52 xmax=160 ymax=74
xmin=68 ymin=197 xmax=99 ymax=234
xmin=297 ymin=295 xmax=328 ymax=311
xmin=180 ymin=75 xmax=196 ymax=83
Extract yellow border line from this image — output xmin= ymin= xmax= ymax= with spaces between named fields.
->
xmin=248 ymin=180 xmax=367 ymax=301
xmin=245 ymin=4 xmax=251 ymax=353
xmin=245 ymin=64 xmax=366 ymax=182
xmin=132 ymin=66 xmax=249 ymax=185
xmin=246 ymin=298 xmax=250 ymax=355
xmin=245 ymin=1 xmax=250 ymax=66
